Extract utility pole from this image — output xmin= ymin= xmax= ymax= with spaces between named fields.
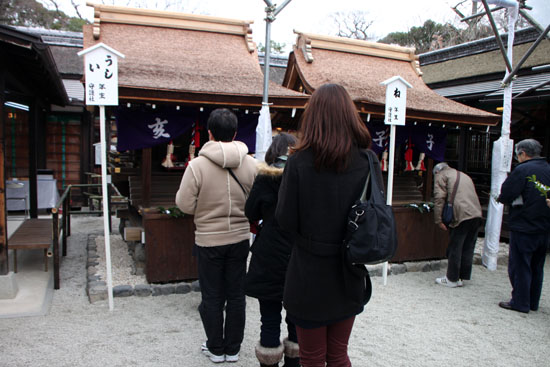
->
xmin=256 ymin=0 xmax=292 ymax=161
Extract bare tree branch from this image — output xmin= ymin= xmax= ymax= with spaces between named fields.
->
xmin=331 ymin=10 xmax=374 ymax=41
xmin=71 ymin=0 xmax=83 ymax=19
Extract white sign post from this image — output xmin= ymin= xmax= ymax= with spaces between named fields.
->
xmin=380 ymin=76 xmax=412 ymax=285
xmin=78 ymin=43 xmax=125 ymax=311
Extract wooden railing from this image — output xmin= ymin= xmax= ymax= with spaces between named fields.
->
xmin=51 ymin=183 xmax=126 ymax=289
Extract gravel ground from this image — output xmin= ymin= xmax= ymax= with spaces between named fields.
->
xmin=1 ymin=215 xmax=549 ymax=367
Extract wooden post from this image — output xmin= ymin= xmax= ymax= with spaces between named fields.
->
xmin=424 ymin=158 xmax=434 ymax=201
xmin=67 ymin=187 xmax=71 ymax=237
xmin=141 ymin=148 xmax=152 ymax=208
xmin=0 ymin=69 xmax=8 ymax=275
xmin=62 ymin=194 xmax=68 ymax=256
xmin=458 ymin=126 xmax=467 ymax=171
xmin=29 ymin=97 xmax=40 ymax=218
xmin=52 ymin=208 xmax=60 ymax=289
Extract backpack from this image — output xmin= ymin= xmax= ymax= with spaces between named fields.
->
xmin=344 ymin=150 xmax=398 ymax=265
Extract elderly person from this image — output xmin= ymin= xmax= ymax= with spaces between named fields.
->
xmin=433 ymin=162 xmax=482 ymax=288
xmin=498 ymin=139 xmax=550 ymax=313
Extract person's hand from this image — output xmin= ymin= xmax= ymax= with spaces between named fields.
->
xmin=438 ymin=223 xmax=447 ymax=231
xmin=547 ymin=198 xmax=550 ymax=208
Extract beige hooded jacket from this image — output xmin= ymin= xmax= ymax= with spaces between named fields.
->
xmin=175 ymin=140 xmax=257 ymax=246
xmin=434 ymin=166 xmax=482 ymax=228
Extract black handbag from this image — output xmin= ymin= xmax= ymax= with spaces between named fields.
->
xmin=344 ymin=150 xmax=398 ymax=265
xmin=441 ymin=171 xmax=460 ymax=226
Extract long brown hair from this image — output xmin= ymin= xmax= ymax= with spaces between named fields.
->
xmin=294 ymin=83 xmax=371 ymax=171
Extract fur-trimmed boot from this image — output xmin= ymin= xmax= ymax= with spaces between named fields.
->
xmin=282 ymin=338 xmax=300 ymax=367
xmin=255 ymin=341 xmax=284 ymax=367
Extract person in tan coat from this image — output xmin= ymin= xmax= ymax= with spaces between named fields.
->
xmin=176 ymin=108 xmax=257 ymax=363
xmin=433 ymin=162 xmax=482 ymax=288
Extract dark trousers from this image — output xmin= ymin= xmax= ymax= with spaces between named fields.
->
xmin=446 ymin=217 xmax=481 ymax=282
xmin=197 ymin=239 xmax=249 ymax=356
xmin=295 ymin=316 xmax=355 ymax=367
xmin=258 ymin=299 xmax=298 ymax=348
xmin=508 ymin=231 xmax=548 ymax=312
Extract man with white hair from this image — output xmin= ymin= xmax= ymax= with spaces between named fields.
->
xmin=433 ymin=162 xmax=482 ymax=288
xmin=498 ymin=139 xmax=550 ymax=313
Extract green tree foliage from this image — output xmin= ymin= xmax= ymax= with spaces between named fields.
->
xmin=0 ymin=0 xmax=88 ymax=31
xmin=379 ymin=20 xmax=456 ymax=54
xmin=378 ymin=19 xmax=497 ymax=54
xmin=258 ymin=40 xmax=286 ymax=54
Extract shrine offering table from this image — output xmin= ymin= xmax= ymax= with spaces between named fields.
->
xmin=390 ymin=206 xmax=449 ymax=263
xmin=142 ymin=212 xmax=198 ymax=283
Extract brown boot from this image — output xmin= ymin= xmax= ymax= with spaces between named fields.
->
xmin=256 ymin=341 xmax=284 ymax=367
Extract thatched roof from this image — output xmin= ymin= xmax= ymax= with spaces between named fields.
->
xmin=82 ymin=3 xmax=307 ymax=108
xmin=420 ymin=28 xmax=550 ymax=85
xmin=283 ymin=32 xmax=499 ymax=125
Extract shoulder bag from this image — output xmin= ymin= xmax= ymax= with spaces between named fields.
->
xmin=344 ymin=150 xmax=398 ymax=265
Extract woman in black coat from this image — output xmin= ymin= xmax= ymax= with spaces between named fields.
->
xmin=245 ymin=133 xmax=299 ymax=367
xmin=275 ymin=84 xmax=374 ymax=367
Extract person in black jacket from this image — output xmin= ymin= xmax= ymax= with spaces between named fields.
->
xmin=275 ymin=83 xmax=373 ymax=367
xmin=498 ymin=139 xmax=550 ymax=313
xmin=245 ymin=133 xmax=299 ymax=367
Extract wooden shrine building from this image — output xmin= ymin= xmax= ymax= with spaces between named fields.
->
xmin=419 ymin=27 xmax=550 ymax=198
xmin=0 ymin=25 xmax=68 ymax=277
xmin=282 ymin=31 xmax=500 ymax=262
xmin=82 ymin=3 xmax=307 ymax=283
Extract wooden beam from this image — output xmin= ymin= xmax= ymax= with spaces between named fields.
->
xmin=119 ymin=87 xmax=309 ymax=109
xmin=0 ymin=69 xmax=8 ymax=275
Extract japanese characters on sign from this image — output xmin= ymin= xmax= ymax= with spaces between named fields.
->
xmin=381 ymin=76 xmax=412 ymax=126
xmin=384 ymin=85 xmax=407 ymax=126
xmin=78 ymin=43 xmax=124 ymax=106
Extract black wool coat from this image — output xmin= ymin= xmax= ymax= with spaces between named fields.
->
xmin=275 ymin=147 xmax=373 ymax=325
xmin=499 ymin=157 xmax=550 ymax=234
xmin=245 ymin=163 xmax=293 ymax=301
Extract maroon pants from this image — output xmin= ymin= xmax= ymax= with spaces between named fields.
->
xmin=296 ymin=316 xmax=355 ymax=367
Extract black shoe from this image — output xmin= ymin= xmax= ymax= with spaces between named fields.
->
xmin=498 ymin=301 xmax=528 ymax=314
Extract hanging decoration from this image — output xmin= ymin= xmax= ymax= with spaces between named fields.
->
xmin=415 ymin=152 xmax=426 ymax=171
xmin=186 ymin=121 xmax=200 ymax=166
xmin=380 ymin=150 xmax=389 ymax=172
xmin=404 ymin=138 xmax=415 ymax=171
xmin=161 ymin=140 xmax=176 ymax=168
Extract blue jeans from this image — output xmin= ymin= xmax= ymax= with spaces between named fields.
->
xmin=508 ymin=231 xmax=548 ymax=312
xmin=197 ymin=240 xmax=249 ymax=356
xmin=259 ymin=299 xmax=298 ymax=347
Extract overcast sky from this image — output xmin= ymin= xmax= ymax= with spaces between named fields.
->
xmin=50 ymin=0 xmax=549 ymax=51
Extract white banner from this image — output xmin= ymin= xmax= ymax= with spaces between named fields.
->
xmin=255 ymin=105 xmax=272 ymax=162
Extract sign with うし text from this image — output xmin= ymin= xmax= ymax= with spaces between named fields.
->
xmin=78 ymin=43 xmax=124 ymax=106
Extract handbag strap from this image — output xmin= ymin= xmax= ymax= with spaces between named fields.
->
xmin=449 ymin=170 xmax=461 ymax=205
xmin=362 ymin=150 xmax=385 ymax=204
xmin=227 ymin=168 xmax=248 ymax=197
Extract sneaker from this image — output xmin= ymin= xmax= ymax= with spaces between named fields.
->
xmin=435 ymin=276 xmax=458 ymax=288
xmin=225 ymin=353 xmax=239 ymax=363
xmin=201 ymin=342 xmax=225 ymax=363
xmin=457 ymin=279 xmax=464 ymax=287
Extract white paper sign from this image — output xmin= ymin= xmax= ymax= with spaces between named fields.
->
xmin=78 ymin=43 xmax=124 ymax=106
xmin=500 ymin=137 xmax=514 ymax=172
xmin=381 ymin=76 xmax=412 ymax=126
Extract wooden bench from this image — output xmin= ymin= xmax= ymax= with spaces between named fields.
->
xmin=8 ymin=219 xmax=52 ymax=273
xmin=129 ymin=174 xmax=182 ymax=208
